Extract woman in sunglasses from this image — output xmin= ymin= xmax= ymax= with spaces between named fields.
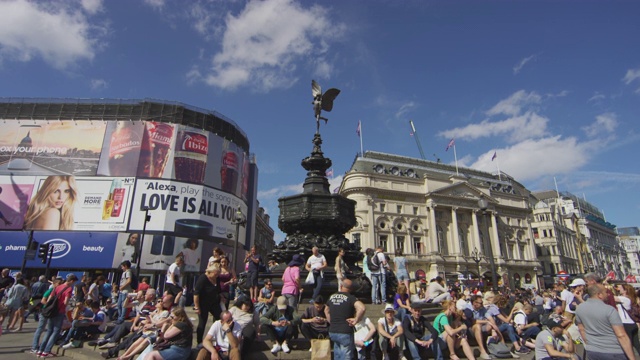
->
xmin=143 ymin=307 xmax=193 ymax=360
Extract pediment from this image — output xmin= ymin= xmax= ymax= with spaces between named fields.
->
xmin=428 ymin=182 xmax=497 ymax=204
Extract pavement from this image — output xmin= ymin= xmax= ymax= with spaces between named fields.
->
xmin=0 ymin=305 xmax=557 ymax=360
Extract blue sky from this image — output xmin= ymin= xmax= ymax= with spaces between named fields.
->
xmin=0 ymin=0 xmax=639 ymax=243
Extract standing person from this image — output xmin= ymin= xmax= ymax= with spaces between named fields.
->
xmin=165 ymin=255 xmax=184 ymax=306
xmin=24 ymin=275 xmax=48 ymax=322
xmin=362 ymin=248 xmax=373 ymax=282
xmin=218 ymin=256 xmax=237 ymax=310
xmin=4 ymin=277 xmax=29 ymax=332
xmin=87 ymin=276 xmax=105 ymax=303
xmin=37 ymin=273 xmax=76 ymax=358
xmin=244 ymin=246 xmax=263 ymax=303
xmin=136 ymin=277 xmax=150 ymax=294
xmin=196 ymin=310 xmax=242 ymax=360
xmin=370 ymin=247 xmax=387 ymax=305
xmin=305 ymin=246 xmax=327 ymax=303
xmin=300 ymin=295 xmax=330 ymax=344
xmin=0 ymin=268 xmax=15 ymax=302
xmin=23 ymin=175 xmax=78 ymax=230
xmin=335 ymin=248 xmax=348 ymax=291
xmin=193 ymin=265 xmax=222 ymax=344
xmin=116 ymin=261 xmax=134 ymax=324
xmin=583 ymin=272 xmax=617 ymax=307
xmin=613 ymin=283 xmax=640 ymax=355
xmin=394 ymin=249 xmax=410 ymax=296
xmin=326 ymin=279 xmax=366 ymax=360
xmin=260 ymin=296 xmax=301 ymax=355
xmin=575 ymin=284 xmax=635 ymax=360
xmin=30 ymin=277 xmax=63 ymax=354
xmin=281 ymin=254 xmax=303 ymax=309
xmin=560 ymin=281 xmax=577 ymax=321
xmin=427 ymin=276 xmax=451 ymax=304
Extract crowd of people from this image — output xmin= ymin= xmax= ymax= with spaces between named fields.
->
xmin=2 ymin=243 xmax=640 ymax=360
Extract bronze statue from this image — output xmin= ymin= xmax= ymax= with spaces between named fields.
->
xmin=312 ymin=80 xmax=340 ymax=134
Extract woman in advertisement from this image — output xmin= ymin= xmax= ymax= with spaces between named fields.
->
xmin=24 ymin=175 xmax=78 ymax=230
xmin=178 ymin=238 xmax=200 ymax=272
xmin=122 ymin=233 xmax=140 ymax=265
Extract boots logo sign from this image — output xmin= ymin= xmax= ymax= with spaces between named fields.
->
xmin=43 ymin=239 xmax=71 ymax=259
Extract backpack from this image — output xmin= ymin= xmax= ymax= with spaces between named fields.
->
xmin=367 ymin=252 xmax=381 ymax=272
xmin=624 ymin=303 xmax=640 ymax=323
xmin=41 ymin=285 xmax=69 ymax=318
xmin=487 ymin=339 xmax=512 ymax=358
xmin=130 ymin=272 xmax=139 ymax=291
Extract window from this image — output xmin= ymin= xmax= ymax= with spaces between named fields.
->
xmin=378 ymin=235 xmax=388 ymax=252
xmin=395 ymin=236 xmax=405 ymax=253
xmin=437 ymin=225 xmax=448 ymax=253
xmin=549 ymin=229 xmax=554 ymax=237
xmin=506 ymin=217 xmax=511 ymax=225
xmin=533 ymin=228 xmax=539 ymax=238
xmin=413 ymin=207 xmax=419 ymax=215
xmin=380 ymin=222 xmax=386 ymax=229
xmin=458 ymin=227 xmax=468 ymax=256
xmin=435 ymin=211 xmax=443 ymax=220
xmin=413 ymin=237 xmax=423 ymax=255
xmin=352 ymin=233 xmax=361 ymax=249
xmin=380 ymin=203 xmax=386 ymax=212
xmin=396 ymin=223 xmax=403 ymax=230
xmin=543 ymin=229 xmax=548 ymax=237
xmin=397 ymin=205 xmax=402 ymax=214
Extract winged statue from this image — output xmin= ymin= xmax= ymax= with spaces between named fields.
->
xmin=312 ymin=80 xmax=340 ymax=134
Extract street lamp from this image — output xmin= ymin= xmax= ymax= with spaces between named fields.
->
xmin=478 ymin=196 xmax=498 ymax=292
xmin=136 ymin=207 xmax=151 ymax=278
xmin=232 ymin=208 xmax=247 ymax=274
xmin=471 ymin=247 xmax=482 ymax=287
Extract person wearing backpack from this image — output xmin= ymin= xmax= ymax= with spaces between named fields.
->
xmin=37 ymin=273 xmax=76 ymax=358
xmin=369 ymin=247 xmax=387 ymax=305
xmin=116 ymin=261 xmax=134 ymax=324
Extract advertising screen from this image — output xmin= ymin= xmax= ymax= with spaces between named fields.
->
xmin=128 ymin=178 xmax=247 ymax=243
xmin=0 ymin=120 xmax=106 ymax=176
xmin=112 ymin=233 xmax=203 ymax=272
xmin=24 ymin=176 xmax=135 ymax=231
xmin=0 ymin=175 xmax=34 ymax=230
xmin=0 ymin=231 xmax=118 ymax=269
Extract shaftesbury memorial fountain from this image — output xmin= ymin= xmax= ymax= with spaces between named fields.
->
xmin=269 ymin=80 xmax=371 ymax=299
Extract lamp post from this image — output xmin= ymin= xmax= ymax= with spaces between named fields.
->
xmin=478 ymin=196 xmax=498 ymax=292
xmin=136 ymin=207 xmax=151 ymax=278
xmin=232 ymin=208 xmax=247 ymax=274
xmin=471 ymin=247 xmax=482 ymax=288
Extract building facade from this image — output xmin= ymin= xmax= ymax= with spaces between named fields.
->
xmin=340 ymin=151 xmax=540 ymax=289
xmin=254 ymin=202 xmax=276 ymax=259
xmin=619 ymin=227 xmax=640 ymax=277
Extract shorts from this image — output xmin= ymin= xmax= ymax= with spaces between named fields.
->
xmin=248 ymin=271 xmax=259 ymax=287
xmin=396 ymin=270 xmax=409 ymax=281
xmin=158 ymin=345 xmax=191 ymax=360
xmin=165 ymin=283 xmax=182 ymax=297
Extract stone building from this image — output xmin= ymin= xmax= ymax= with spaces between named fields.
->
xmin=339 ymin=151 xmax=540 ymax=289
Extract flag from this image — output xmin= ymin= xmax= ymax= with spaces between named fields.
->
xmin=333 ymin=187 xmax=339 ymax=194
xmin=356 ymin=120 xmax=361 ymax=137
xmin=491 ymin=151 xmax=497 ymax=161
xmin=326 ymin=168 xmax=334 ymax=177
xmin=445 ymin=138 xmax=455 ymax=151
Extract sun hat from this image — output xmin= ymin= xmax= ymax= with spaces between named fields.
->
xmin=382 ymin=304 xmax=396 ymax=314
xmin=288 ymin=254 xmax=305 ymax=267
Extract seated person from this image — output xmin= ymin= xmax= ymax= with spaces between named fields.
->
xmin=514 ymin=304 xmax=540 ymax=348
xmin=403 ymin=302 xmax=440 ymax=360
xmin=466 ymin=295 xmax=501 ymax=360
xmin=427 ymin=277 xmax=451 ymax=304
xmin=377 ymin=304 xmax=404 ymax=360
xmin=143 ymin=307 xmax=193 ymax=360
xmin=93 ymin=290 xmax=157 ymax=348
xmin=227 ymin=297 xmax=260 ymax=354
xmin=535 ymin=318 xmax=579 ymax=360
xmin=436 ymin=300 xmax=476 ymax=360
xmin=300 ymin=296 xmax=329 ymax=344
xmin=255 ymin=281 xmax=276 ymax=316
xmin=548 ymin=305 xmax=572 ymax=329
xmin=486 ymin=293 xmax=531 ymax=355
xmin=354 ymin=316 xmax=376 ymax=360
xmin=62 ymin=301 xmax=106 ymax=348
xmin=260 ymin=296 xmax=301 ymax=355
xmin=196 ymin=311 xmax=242 ymax=360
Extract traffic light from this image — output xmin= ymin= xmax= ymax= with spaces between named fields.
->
xmin=38 ymin=243 xmax=50 ymax=264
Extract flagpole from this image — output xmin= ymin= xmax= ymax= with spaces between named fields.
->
xmin=453 ymin=144 xmax=459 ymax=175
xmin=359 ymin=120 xmax=364 ymax=157
xmin=495 ymin=154 xmax=502 ymax=181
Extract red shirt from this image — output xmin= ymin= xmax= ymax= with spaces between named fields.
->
xmin=54 ymin=285 xmax=73 ymax=314
xmin=137 ymin=282 xmax=150 ymax=293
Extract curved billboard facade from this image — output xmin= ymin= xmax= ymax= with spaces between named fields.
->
xmin=0 ymin=99 xmax=254 ymax=270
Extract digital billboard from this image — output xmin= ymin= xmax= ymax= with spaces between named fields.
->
xmin=111 ymin=233 xmax=203 ymax=272
xmin=0 ymin=120 xmax=106 ymax=176
xmin=24 ymin=176 xmax=135 ymax=231
xmin=128 ymin=178 xmax=247 ymax=243
xmin=0 ymin=175 xmax=34 ymax=230
xmin=0 ymin=231 xmax=118 ymax=269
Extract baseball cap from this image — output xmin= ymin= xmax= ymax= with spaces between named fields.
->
xmin=276 ymin=296 xmax=288 ymax=310
xmin=569 ymin=278 xmax=586 ymax=287
xmin=545 ymin=318 xmax=563 ymax=329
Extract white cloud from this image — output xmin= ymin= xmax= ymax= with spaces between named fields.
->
xmin=588 ymin=92 xmax=606 ymax=102
xmin=0 ymin=0 xmax=104 ymax=69
xmin=513 ymin=54 xmax=537 ymax=75
xmin=258 ymin=183 xmax=303 ymax=200
xmin=80 ymin=0 xmax=103 ymax=14
xmin=439 ymin=111 xmax=549 ymax=143
xmin=200 ymin=0 xmax=344 ymax=91
xmin=395 ymin=101 xmax=416 ymax=119
xmin=90 ymin=78 xmax=107 ymax=90
xmin=486 ymin=90 xmax=542 ymax=117
xmin=622 ymin=68 xmax=640 ymax=84
xmin=582 ymin=112 xmax=618 ymax=137
xmin=143 ymin=0 xmax=166 ymax=10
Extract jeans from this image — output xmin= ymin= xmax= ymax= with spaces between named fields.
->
xmin=406 ymin=334 xmax=432 ymax=360
xmin=371 ymin=273 xmax=386 ymax=303
xmin=39 ymin=313 xmax=65 ymax=354
xmin=312 ymin=271 xmax=324 ymax=301
xmin=116 ymin=291 xmax=128 ymax=323
xmin=31 ymin=314 xmax=47 ymax=350
xmin=431 ymin=292 xmax=451 ymax=304
xmin=330 ymin=332 xmax=355 ymax=360
xmin=520 ymin=326 xmax=540 ymax=341
xmin=498 ymin=323 xmax=518 ymax=343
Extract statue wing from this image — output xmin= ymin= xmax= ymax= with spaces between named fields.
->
xmin=321 ymin=88 xmax=341 ymax=112
xmin=312 ymin=80 xmax=322 ymax=98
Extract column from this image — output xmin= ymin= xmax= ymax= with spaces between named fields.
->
xmin=428 ymin=205 xmax=438 ymax=254
xmin=472 ymin=210 xmax=481 ymax=251
xmin=451 ymin=207 xmax=460 ymax=255
xmin=490 ymin=212 xmax=502 ymax=257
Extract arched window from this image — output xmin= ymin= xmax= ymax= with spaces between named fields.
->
xmin=458 ymin=226 xmax=468 ymax=256
xmin=437 ymin=224 xmax=447 ymax=254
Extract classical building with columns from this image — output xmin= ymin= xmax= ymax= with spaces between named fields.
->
xmin=339 ymin=151 xmax=540 ymax=289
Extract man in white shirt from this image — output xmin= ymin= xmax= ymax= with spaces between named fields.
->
xmin=197 ymin=310 xmax=242 ymax=360
xmin=164 ymin=255 xmax=184 ymax=305
xmin=370 ymin=247 xmax=388 ymax=304
xmin=305 ymin=247 xmax=327 ymax=304
xmin=426 ymin=276 xmax=451 ymax=304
